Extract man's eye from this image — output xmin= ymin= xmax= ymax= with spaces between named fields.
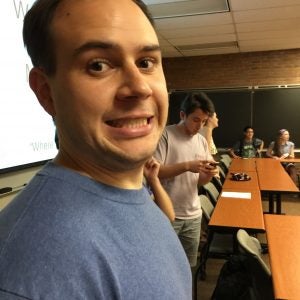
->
xmin=138 ymin=58 xmax=155 ymax=69
xmin=88 ymin=60 xmax=111 ymax=72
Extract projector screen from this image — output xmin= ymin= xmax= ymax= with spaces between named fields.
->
xmin=0 ymin=1 xmax=58 ymax=173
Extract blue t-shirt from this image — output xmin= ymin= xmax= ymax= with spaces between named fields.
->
xmin=0 ymin=163 xmax=191 ymax=299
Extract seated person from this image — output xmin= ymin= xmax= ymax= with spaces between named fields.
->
xmin=229 ymin=126 xmax=264 ymax=158
xmin=266 ymin=129 xmax=298 ymax=187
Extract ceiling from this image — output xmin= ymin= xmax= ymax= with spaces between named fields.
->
xmin=143 ymin=0 xmax=300 ymax=57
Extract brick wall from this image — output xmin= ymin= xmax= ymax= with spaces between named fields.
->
xmin=162 ymin=49 xmax=300 ymax=90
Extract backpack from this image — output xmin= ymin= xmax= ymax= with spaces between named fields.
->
xmin=211 ymin=254 xmax=273 ymax=300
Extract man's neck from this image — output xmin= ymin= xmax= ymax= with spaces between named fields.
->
xmin=53 ymin=152 xmax=144 ymax=190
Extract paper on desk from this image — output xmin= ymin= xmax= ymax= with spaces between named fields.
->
xmin=221 ymin=191 xmax=251 ymax=199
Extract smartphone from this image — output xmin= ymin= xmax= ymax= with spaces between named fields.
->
xmin=208 ymin=162 xmax=219 ymax=167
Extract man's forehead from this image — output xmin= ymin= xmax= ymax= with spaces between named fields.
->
xmin=51 ymin=0 xmax=158 ymax=47
xmin=53 ymin=0 xmax=151 ymax=27
xmin=191 ymin=108 xmax=208 ymax=118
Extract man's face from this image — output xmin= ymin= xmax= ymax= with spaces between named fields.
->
xmin=181 ymin=108 xmax=209 ymax=136
xmin=245 ymin=128 xmax=254 ymax=139
xmin=35 ymin=0 xmax=168 ymax=172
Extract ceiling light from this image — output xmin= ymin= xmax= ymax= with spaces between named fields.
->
xmin=145 ymin=0 xmax=230 ymax=19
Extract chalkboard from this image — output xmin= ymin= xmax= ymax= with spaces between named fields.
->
xmin=168 ymin=86 xmax=300 ymax=149
xmin=253 ymin=88 xmax=300 ymax=148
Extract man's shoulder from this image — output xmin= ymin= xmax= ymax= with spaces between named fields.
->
xmin=165 ymin=124 xmax=177 ymax=132
xmin=254 ymin=137 xmax=263 ymax=143
xmin=196 ymin=132 xmax=208 ymax=144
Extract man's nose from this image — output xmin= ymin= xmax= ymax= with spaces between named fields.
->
xmin=116 ymin=64 xmax=152 ymax=101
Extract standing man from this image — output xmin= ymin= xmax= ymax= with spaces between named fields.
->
xmin=155 ymin=92 xmax=219 ymax=267
xmin=0 ymin=0 xmax=191 ymax=299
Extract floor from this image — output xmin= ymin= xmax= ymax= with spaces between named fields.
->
xmin=193 ymin=193 xmax=300 ymax=300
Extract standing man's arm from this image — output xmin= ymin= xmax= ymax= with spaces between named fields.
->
xmin=158 ymin=160 xmax=208 ymax=179
xmin=198 ymin=164 xmax=219 ymax=186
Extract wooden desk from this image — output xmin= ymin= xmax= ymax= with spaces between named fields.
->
xmin=195 ymin=164 xmax=265 ymax=299
xmin=256 ymin=158 xmax=299 ymax=214
xmin=228 ymin=158 xmax=257 ymax=172
xmin=256 ymin=159 xmax=299 ymax=192
xmin=280 ymin=158 xmax=300 ymax=163
xmin=209 ymin=189 xmax=265 ymax=232
xmin=265 ymin=214 xmax=300 ymax=300
xmin=222 ymin=171 xmax=259 ymax=191
xmin=195 ymin=187 xmax=265 ymax=298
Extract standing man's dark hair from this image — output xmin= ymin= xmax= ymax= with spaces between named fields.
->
xmin=180 ymin=92 xmax=215 ymax=117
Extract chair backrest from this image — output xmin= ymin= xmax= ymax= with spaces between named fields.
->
xmin=217 ymin=165 xmax=226 ymax=183
xmin=202 ymin=181 xmax=220 ymax=205
xmin=220 ymin=154 xmax=232 ymax=166
xmin=237 ymin=229 xmax=271 ymax=276
xmin=199 ymin=194 xmax=214 ymax=220
xmin=212 ymin=176 xmax=222 ymax=193
xmin=219 ymin=158 xmax=229 ymax=174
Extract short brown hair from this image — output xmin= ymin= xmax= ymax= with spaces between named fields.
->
xmin=23 ymin=0 xmax=154 ymax=75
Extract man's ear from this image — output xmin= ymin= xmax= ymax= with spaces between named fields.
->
xmin=29 ymin=67 xmax=56 ymax=116
xmin=179 ymin=111 xmax=186 ymax=121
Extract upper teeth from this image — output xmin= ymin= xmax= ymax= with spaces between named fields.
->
xmin=109 ymin=118 xmax=148 ymax=128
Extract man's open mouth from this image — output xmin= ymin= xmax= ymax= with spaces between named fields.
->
xmin=106 ymin=117 xmax=152 ymax=129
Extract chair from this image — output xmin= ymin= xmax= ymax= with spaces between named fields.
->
xmin=219 ymin=158 xmax=229 ymax=174
xmin=211 ymin=176 xmax=222 ymax=193
xmin=220 ymin=153 xmax=232 ymax=166
xmin=236 ymin=229 xmax=274 ymax=299
xmin=217 ymin=165 xmax=226 ymax=183
xmin=202 ymin=181 xmax=220 ymax=205
xmin=196 ymin=195 xmax=234 ymax=281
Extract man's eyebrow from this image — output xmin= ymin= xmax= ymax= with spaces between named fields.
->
xmin=73 ymin=41 xmax=161 ymax=56
xmin=142 ymin=44 xmax=161 ymax=52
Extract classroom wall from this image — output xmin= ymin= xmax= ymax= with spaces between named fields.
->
xmin=163 ymin=49 xmax=300 ymax=89
xmin=2 ymin=48 xmax=300 ymax=209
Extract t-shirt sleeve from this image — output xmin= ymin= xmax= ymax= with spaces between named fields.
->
xmin=253 ymin=138 xmax=262 ymax=148
xmin=154 ymin=129 xmax=168 ymax=164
